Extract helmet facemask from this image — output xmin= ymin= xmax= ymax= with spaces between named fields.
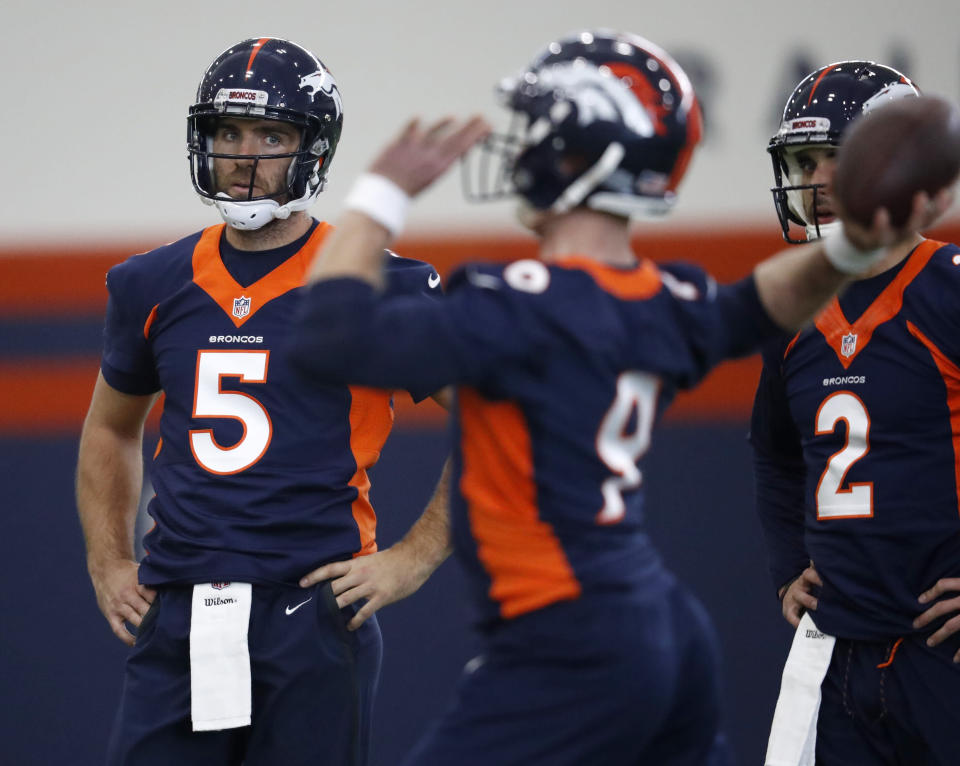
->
xmin=769 ymin=144 xmax=840 ymax=244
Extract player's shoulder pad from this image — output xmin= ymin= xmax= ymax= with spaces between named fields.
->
xmin=448 ymin=259 xmax=583 ymax=297
xmin=925 ymin=240 xmax=960 ymax=281
xmin=106 ymin=230 xmax=202 ymax=299
xmin=383 ymin=250 xmax=443 ymax=297
xmin=655 ymin=261 xmax=717 ymax=303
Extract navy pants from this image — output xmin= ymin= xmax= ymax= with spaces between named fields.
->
xmin=402 ymin=579 xmax=731 ymax=766
xmin=816 ymin=635 xmax=960 ymax=765
xmin=106 ymin=582 xmax=382 ymax=766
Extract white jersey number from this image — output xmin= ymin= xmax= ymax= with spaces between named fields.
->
xmin=815 ymin=391 xmax=873 ymax=519
xmin=595 ymin=371 xmax=660 ymax=524
xmin=189 ymin=350 xmax=272 ymax=475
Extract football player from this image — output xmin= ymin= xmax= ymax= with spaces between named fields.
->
xmin=76 ymin=37 xmax=450 ymax=766
xmin=752 ymin=62 xmax=960 ymax=764
xmin=289 ymin=36 xmax=948 ymax=766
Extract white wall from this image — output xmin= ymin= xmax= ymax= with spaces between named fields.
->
xmin=2 ymin=0 xmax=957 ymax=244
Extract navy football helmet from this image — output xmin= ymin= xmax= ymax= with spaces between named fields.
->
xmin=463 ymin=30 xmax=703 ymax=220
xmin=769 ymin=61 xmax=919 ymax=243
xmin=188 ymin=37 xmax=343 ymax=230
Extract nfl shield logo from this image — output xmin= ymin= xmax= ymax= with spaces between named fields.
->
xmin=841 ymin=332 xmax=858 ymax=358
xmin=211 ymin=582 xmax=230 ymax=590
xmin=232 ymin=296 xmax=251 ymax=319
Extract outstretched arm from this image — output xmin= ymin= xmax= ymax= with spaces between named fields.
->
xmin=753 ymin=189 xmax=953 ymax=331
xmin=306 ymin=116 xmax=491 ymax=289
xmin=299 ymin=459 xmax=453 ymax=630
xmin=76 ymin=372 xmax=158 ymax=646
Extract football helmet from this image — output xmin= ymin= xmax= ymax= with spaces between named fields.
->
xmin=463 ymin=30 xmax=703 ymax=220
xmin=188 ymin=37 xmax=343 ymax=230
xmin=769 ymin=61 xmax=919 ymax=243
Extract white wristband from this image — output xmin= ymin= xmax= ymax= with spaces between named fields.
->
xmin=822 ymin=228 xmax=886 ymax=275
xmin=343 ymin=173 xmax=411 ymax=238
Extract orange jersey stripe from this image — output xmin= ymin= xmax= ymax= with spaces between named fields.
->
xmin=347 ymin=386 xmax=396 ymax=556
xmin=814 ymin=240 xmax=942 ymax=369
xmin=554 ymin=255 xmax=662 ymax=300
xmin=906 ymin=321 xmax=960 ymax=519
xmin=458 ymin=387 xmax=582 ymax=618
xmin=191 ymin=223 xmax=331 ymax=327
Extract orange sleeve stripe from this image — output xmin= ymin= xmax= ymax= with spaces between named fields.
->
xmin=143 ymin=304 xmax=159 ymax=339
xmin=458 ymin=388 xmax=581 ymax=618
xmin=906 ymin=321 xmax=960 ymax=519
xmin=347 ymin=386 xmax=396 ymax=556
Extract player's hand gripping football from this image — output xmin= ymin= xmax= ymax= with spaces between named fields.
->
xmin=89 ymin=558 xmax=156 ymax=646
xmin=914 ymin=578 xmax=960 ymax=661
xmin=368 ymin=116 xmax=491 ymax=197
xmin=838 ymin=187 xmax=955 ymax=253
xmin=779 ymin=563 xmax=822 ymax=629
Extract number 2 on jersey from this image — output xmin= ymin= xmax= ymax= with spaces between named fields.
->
xmin=815 ymin=391 xmax=873 ymax=519
xmin=190 ymin=350 xmax=272 ymax=475
xmin=595 ymin=371 xmax=660 ymax=524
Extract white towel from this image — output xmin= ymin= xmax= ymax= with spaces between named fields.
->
xmin=765 ymin=612 xmax=836 ymax=766
xmin=189 ymin=582 xmax=253 ymax=731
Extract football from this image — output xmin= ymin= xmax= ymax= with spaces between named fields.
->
xmin=832 ymin=95 xmax=960 ymax=228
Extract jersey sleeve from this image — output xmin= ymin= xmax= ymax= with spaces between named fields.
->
xmin=288 ymin=265 xmax=550 ymax=396
xmin=382 ymin=253 xmax=445 ymax=401
xmin=100 ymin=261 xmax=161 ymax=395
xmin=748 ymin=339 xmax=809 ymax=595
xmin=656 ymin=264 xmax=783 ymax=389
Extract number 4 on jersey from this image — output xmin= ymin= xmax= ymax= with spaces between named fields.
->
xmin=595 ymin=371 xmax=660 ymax=524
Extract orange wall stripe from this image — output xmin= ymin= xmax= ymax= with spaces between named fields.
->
xmin=4 ymin=223 xmax=960 ymax=316
xmin=458 ymin=388 xmax=582 ymax=618
xmin=0 ymin=358 xmax=160 ymax=437
xmin=0 ymin=355 xmax=761 ymax=436
xmin=906 ymin=321 xmax=960 ymax=519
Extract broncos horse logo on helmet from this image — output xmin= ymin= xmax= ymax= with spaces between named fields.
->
xmin=188 ymin=37 xmax=343 ymax=230
xmin=463 ymin=30 xmax=702 ymax=222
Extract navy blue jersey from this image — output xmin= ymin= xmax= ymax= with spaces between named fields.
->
xmin=101 ymin=221 xmax=441 ymax=586
xmin=292 ymin=254 xmax=780 ymax=625
xmin=751 ymin=239 xmax=960 ymax=641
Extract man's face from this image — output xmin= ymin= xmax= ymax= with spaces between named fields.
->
xmin=210 ymin=117 xmax=302 ymax=201
xmin=783 ymin=145 xmax=838 ymax=226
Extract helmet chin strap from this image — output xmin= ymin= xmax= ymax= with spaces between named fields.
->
xmin=201 ymin=165 xmax=325 ymax=231
xmin=805 ymin=219 xmax=842 ymax=241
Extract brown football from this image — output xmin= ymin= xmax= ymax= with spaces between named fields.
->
xmin=832 ymin=95 xmax=960 ymax=227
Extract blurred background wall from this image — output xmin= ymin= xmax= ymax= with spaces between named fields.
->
xmin=2 ymin=1 xmax=959 ymax=763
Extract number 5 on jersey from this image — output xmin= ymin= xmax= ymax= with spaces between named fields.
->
xmin=190 ymin=350 xmax=273 ymax=475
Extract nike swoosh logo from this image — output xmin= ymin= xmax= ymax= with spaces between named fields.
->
xmin=428 ymin=273 xmax=441 ymax=288
xmin=285 ymin=597 xmax=313 ymax=616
